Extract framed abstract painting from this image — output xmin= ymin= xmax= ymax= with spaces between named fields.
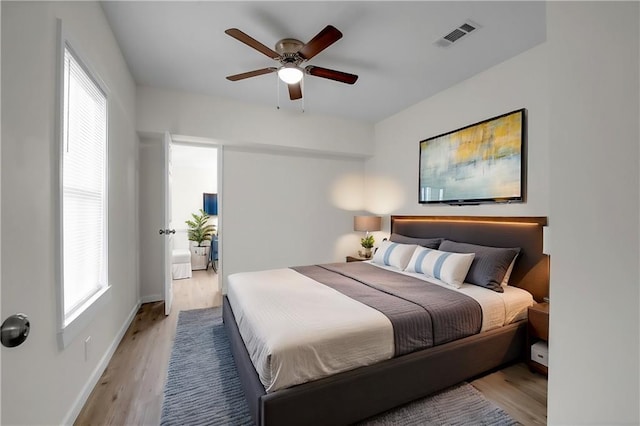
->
xmin=419 ymin=109 xmax=526 ymax=205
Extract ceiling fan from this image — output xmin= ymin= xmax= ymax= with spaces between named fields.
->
xmin=225 ymin=25 xmax=358 ymax=101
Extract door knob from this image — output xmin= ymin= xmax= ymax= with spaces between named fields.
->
xmin=159 ymin=229 xmax=176 ymax=235
xmin=1 ymin=314 xmax=30 ymax=348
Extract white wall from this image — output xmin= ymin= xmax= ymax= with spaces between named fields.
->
xmin=546 ymin=2 xmax=639 ymax=424
xmin=368 ymin=42 xmax=549 ymax=223
xmin=136 ymin=85 xmax=374 ymax=157
xmin=222 ymin=148 xmax=365 ymax=292
xmin=172 ymin=144 xmax=218 ymax=250
xmin=1 ymin=2 xmax=139 ymax=424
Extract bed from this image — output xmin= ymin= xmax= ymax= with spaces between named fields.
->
xmin=223 ymin=215 xmax=549 ymax=426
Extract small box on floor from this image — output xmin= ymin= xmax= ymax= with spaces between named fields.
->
xmin=531 ymin=341 xmax=548 ymax=367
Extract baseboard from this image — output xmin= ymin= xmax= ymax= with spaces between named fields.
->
xmin=141 ymin=294 xmax=163 ymax=303
xmin=62 ymin=300 xmax=141 ymax=425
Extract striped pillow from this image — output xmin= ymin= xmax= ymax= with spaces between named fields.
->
xmin=371 ymin=241 xmax=418 ymax=270
xmin=405 ymin=246 xmax=475 ymax=288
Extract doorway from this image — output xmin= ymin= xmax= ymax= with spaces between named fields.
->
xmin=169 ymin=143 xmax=220 ymax=306
xmin=138 ymin=137 xmax=222 ymax=312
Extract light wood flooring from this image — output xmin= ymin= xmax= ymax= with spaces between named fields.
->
xmin=75 ymin=271 xmax=547 ymax=425
xmin=74 ymin=270 xmax=221 ymax=426
xmin=472 ymin=363 xmax=547 ymax=425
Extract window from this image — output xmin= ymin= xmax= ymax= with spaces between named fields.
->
xmin=59 ymin=42 xmax=109 ymax=342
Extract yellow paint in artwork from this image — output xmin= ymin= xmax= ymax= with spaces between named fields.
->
xmin=451 ymin=113 xmax=521 ymax=164
xmin=492 ymin=113 xmax=522 ymax=154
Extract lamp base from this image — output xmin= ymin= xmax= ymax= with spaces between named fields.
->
xmin=358 ymin=248 xmax=373 ymax=259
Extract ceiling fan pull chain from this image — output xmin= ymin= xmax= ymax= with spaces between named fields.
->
xmin=301 ymin=78 xmax=305 ymax=113
xmin=276 ymin=73 xmax=280 ymax=110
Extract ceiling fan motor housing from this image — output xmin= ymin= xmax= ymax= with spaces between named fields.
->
xmin=275 ymin=39 xmax=304 ymax=67
xmin=275 ymin=38 xmax=304 ymax=55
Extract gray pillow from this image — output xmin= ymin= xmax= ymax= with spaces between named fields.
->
xmin=438 ymin=240 xmax=521 ymax=293
xmin=390 ymin=233 xmax=441 ymax=249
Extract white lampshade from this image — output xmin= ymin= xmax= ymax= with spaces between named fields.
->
xmin=278 ymin=65 xmax=303 ymax=84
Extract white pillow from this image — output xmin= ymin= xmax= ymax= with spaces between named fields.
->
xmin=405 ymin=246 xmax=475 ymax=288
xmin=501 ymin=255 xmax=518 ymax=287
xmin=372 ymin=241 xmax=418 ymax=270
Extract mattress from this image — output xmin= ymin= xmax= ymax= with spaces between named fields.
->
xmin=227 ymin=264 xmax=533 ymax=393
xmin=227 ymin=268 xmax=394 ymax=393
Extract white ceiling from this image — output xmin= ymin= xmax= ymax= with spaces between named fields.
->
xmin=101 ymin=1 xmax=545 ymax=123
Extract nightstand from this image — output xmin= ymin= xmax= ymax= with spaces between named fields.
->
xmin=346 ymin=255 xmax=369 ymax=262
xmin=527 ymin=302 xmax=549 ymax=376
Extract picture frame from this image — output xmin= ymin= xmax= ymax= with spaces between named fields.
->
xmin=203 ymin=193 xmax=218 ymax=215
xmin=418 ymin=109 xmax=526 ymax=205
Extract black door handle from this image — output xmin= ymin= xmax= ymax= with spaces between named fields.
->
xmin=1 ymin=314 xmax=30 ymax=348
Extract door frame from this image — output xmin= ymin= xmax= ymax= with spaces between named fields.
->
xmin=165 ymin=136 xmax=223 ymax=295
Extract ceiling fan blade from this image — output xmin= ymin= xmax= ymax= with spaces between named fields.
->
xmin=226 ymin=67 xmax=277 ymax=81
xmin=225 ymin=28 xmax=280 ymax=59
xmin=288 ymin=82 xmax=302 ymax=100
xmin=305 ymin=66 xmax=358 ymax=85
xmin=298 ymin=25 xmax=343 ymax=60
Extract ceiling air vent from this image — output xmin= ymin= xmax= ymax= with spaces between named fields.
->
xmin=434 ymin=21 xmax=480 ymax=48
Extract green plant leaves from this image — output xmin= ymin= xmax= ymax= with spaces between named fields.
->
xmin=360 ymin=234 xmax=375 ymax=249
xmin=185 ymin=208 xmax=216 ymax=245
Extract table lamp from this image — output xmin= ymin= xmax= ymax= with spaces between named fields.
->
xmin=354 ymin=215 xmax=382 ymax=258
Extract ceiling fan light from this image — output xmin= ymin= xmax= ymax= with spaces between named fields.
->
xmin=278 ymin=66 xmax=303 ymax=84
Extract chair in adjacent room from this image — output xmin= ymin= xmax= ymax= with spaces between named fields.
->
xmin=208 ymin=235 xmax=218 ymax=272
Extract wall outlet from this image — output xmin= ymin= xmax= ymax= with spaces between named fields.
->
xmin=84 ymin=336 xmax=91 ymax=361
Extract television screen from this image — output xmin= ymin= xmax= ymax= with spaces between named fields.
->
xmin=203 ymin=193 xmax=218 ymax=215
xmin=419 ymin=109 xmax=525 ymax=205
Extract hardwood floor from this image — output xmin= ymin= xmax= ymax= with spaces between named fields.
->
xmin=472 ymin=363 xmax=548 ymax=425
xmin=74 ymin=270 xmax=220 ymax=426
xmin=75 ymin=272 xmax=547 ymax=425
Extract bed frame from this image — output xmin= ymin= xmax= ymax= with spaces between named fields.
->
xmin=223 ymin=215 xmax=549 ymax=426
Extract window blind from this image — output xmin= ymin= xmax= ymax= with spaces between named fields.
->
xmin=62 ymin=46 xmax=107 ymax=322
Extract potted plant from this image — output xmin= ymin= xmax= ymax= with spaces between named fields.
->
xmin=359 ymin=234 xmax=375 ymax=259
xmin=185 ymin=209 xmax=216 ymax=247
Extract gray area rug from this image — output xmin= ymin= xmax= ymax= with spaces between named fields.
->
xmin=161 ymin=307 xmax=518 ymax=426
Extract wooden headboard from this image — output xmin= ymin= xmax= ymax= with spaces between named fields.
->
xmin=391 ymin=216 xmax=549 ymax=302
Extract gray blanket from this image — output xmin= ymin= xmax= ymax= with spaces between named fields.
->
xmin=292 ymin=262 xmax=482 ymax=356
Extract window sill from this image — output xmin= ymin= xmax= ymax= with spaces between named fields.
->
xmin=58 ymin=285 xmax=112 ymax=349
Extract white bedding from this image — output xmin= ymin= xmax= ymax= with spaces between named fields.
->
xmin=227 ymin=263 xmax=533 ymax=393
xmin=227 ymin=268 xmax=394 ymax=393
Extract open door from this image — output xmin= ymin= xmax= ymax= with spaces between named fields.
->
xmin=162 ymin=131 xmax=174 ymax=316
